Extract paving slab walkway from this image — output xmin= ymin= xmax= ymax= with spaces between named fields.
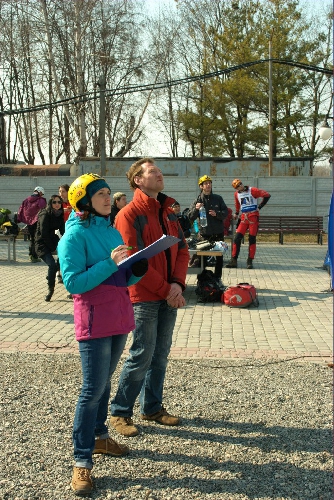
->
xmin=0 ymin=239 xmax=332 ymax=364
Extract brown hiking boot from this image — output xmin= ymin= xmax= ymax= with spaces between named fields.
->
xmin=225 ymin=257 xmax=238 ymax=268
xmin=110 ymin=416 xmax=139 ymax=437
xmin=247 ymin=258 xmax=254 ymax=269
xmin=71 ymin=467 xmax=93 ymax=496
xmin=93 ymin=436 xmax=129 ymax=456
xmin=141 ymin=406 xmax=180 ymax=426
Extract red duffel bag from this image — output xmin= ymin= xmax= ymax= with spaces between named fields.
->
xmin=223 ymin=283 xmax=259 ymax=308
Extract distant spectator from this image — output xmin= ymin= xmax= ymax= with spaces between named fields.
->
xmin=35 ymin=195 xmax=65 ymax=301
xmin=170 ymin=201 xmax=192 ymax=238
xmin=188 ymin=175 xmax=228 ymax=281
xmin=110 ymin=192 xmax=127 ymax=226
xmin=59 ymin=184 xmax=72 ymax=222
xmin=56 ymin=184 xmax=71 ymax=285
xmin=17 ymin=186 xmax=47 ymax=263
xmin=225 ymin=179 xmax=271 ymax=269
xmin=224 ymin=208 xmax=233 ymax=236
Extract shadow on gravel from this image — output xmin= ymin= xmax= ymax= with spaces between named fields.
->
xmin=149 ymin=419 xmax=332 ymax=454
xmin=94 ymin=454 xmax=331 ymax=500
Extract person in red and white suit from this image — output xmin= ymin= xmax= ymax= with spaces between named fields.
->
xmin=225 ymin=179 xmax=271 ymax=269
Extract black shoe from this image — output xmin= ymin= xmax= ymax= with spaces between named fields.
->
xmin=45 ymin=287 xmax=54 ymax=302
xmin=247 ymin=258 xmax=253 ymax=269
xmin=225 ymin=258 xmax=237 ymax=268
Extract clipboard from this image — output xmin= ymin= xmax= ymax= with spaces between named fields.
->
xmin=118 ymin=234 xmax=180 ymax=269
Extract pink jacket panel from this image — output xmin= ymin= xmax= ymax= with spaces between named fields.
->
xmin=73 ymin=283 xmax=135 ymax=341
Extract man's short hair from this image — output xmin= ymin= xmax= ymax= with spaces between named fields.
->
xmin=126 ymin=157 xmax=156 ymax=190
xmin=113 ymin=192 xmax=126 ymax=202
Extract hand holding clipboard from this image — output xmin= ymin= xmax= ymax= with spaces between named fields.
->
xmin=118 ymin=235 xmax=180 ymax=269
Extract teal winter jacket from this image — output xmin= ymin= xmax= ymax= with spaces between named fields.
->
xmin=58 ymin=211 xmax=140 ymax=341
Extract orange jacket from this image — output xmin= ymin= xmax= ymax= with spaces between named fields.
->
xmin=115 ymin=188 xmax=189 ymax=303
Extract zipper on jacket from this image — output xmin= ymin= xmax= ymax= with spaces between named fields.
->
xmin=88 ymin=306 xmax=94 ymax=338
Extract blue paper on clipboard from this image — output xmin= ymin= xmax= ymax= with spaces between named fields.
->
xmin=118 ymin=234 xmax=180 ymax=269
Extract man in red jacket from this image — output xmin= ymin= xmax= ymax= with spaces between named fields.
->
xmin=110 ymin=158 xmax=189 ymax=437
xmin=225 ymin=178 xmax=271 ymax=269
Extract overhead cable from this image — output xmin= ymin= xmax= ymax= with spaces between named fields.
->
xmin=0 ymin=59 xmax=331 ymax=117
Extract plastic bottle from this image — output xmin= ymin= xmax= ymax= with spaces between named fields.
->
xmin=199 ymin=205 xmax=207 ymax=228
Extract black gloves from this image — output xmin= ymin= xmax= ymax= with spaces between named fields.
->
xmin=131 ymin=258 xmax=148 ymax=277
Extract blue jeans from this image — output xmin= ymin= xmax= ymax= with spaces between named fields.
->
xmin=111 ymin=300 xmax=177 ymax=417
xmin=40 ymin=252 xmax=58 ymax=288
xmin=73 ymin=334 xmax=128 ymax=469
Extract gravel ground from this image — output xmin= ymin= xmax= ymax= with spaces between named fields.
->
xmin=0 ymin=353 xmax=332 ymax=500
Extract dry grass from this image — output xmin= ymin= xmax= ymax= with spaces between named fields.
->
xmin=256 ymin=233 xmax=328 ymax=244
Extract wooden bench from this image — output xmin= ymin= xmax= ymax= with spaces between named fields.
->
xmin=191 ymin=250 xmax=225 ymax=271
xmin=0 ymin=234 xmax=17 ymax=261
xmin=187 ymin=220 xmax=235 ymax=272
xmin=258 ymin=216 xmax=324 ymax=244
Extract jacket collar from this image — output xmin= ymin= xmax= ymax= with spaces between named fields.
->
xmin=134 ymin=188 xmax=175 ymax=211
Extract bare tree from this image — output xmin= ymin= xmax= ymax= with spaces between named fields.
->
xmin=0 ymin=0 xmax=158 ymax=163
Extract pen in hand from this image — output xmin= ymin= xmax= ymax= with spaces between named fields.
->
xmin=110 ymin=246 xmax=133 ymax=251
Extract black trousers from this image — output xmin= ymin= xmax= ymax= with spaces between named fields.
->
xmin=200 ymin=232 xmax=224 ymax=279
xmin=27 ymin=222 xmax=38 ymax=258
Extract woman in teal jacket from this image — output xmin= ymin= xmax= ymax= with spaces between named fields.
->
xmin=58 ymin=173 xmax=147 ymax=497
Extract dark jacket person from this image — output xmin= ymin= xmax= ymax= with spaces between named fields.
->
xmin=35 ymin=195 xmax=65 ymax=301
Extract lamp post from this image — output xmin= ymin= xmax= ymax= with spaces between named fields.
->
xmin=98 ymin=75 xmax=106 ymax=177
xmin=318 ymin=116 xmax=333 ymax=141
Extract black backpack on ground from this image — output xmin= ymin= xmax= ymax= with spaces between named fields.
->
xmin=195 ymin=269 xmax=225 ymax=303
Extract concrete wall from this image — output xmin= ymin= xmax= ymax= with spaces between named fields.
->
xmin=0 ymin=175 xmax=331 ymax=222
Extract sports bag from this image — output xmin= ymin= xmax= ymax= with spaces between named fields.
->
xmin=223 ymin=282 xmax=259 ymax=308
xmin=196 ymin=239 xmax=214 ymax=251
xmin=2 ymin=221 xmax=19 ymax=236
xmin=195 ymin=269 xmax=224 ymax=303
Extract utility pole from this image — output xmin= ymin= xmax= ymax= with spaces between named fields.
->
xmin=0 ymin=113 xmax=7 ymax=164
xmin=99 ymin=75 xmax=106 ymax=177
xmin=268 ymin=39 xmax=273 ymax=176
